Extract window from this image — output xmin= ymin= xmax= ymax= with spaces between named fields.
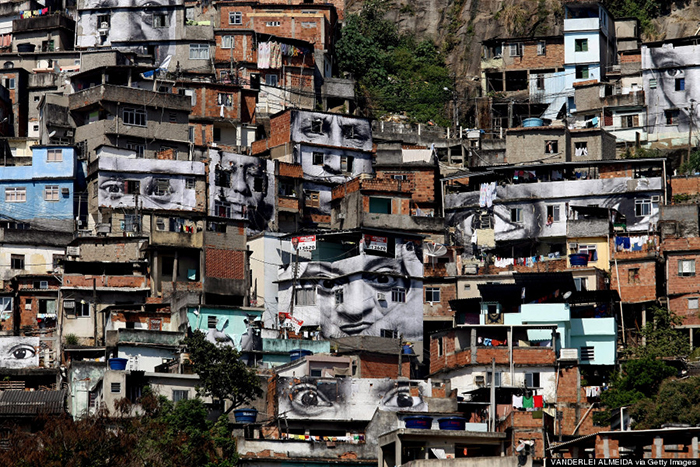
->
xmin=44 ymin=185 xmax=59 ymax=201
xmin=47 ymin=149 xmax=62 ymax=162
xmin=188 ymin=126 xmax=194 ymax=142
xmin=295 ymin=287 xmax=316 ymax=306
xmin=213 ymin=127 xmax=221 ymax=142
xmin=76 ymin=301 xmax=90 ymax=317
xmin=311 ymin=119 xmax=323 ymax=134
xmin=676 ymin=78 xmax=685 ymax=91
xmin=335 ymin=289 xmax=343 ymax=305
xmin=628 ymin=268 xmax=640 ymax=284
xmin=575 ymin=39 xmax=588 ymax=52
xmin=97 ymin=14 xmax=110 ymax=27
xmin=635 ymin=199 xmax=651 ymax=217
xmin=689 ymin=298 xmax=699 ymax=310
xmin=649 ymin=78 xmax=657 ymax=89
xmin=536 ymin=74 xmax=545 ymax=90
xmin=509 ymin=43 xmax=522 ymax=56
xmin=340 ymin=156 xmax=354 ymax=172
xmin=153 ymin=179 xmax=171 ymax=197
xmin=52 ymin=254 xmax=64 ymax=270
xmin=173 ymin=390 xmax=189 ymax=403
xmin=391 ymin=287 xmax=406 ymax=303
xmin=342 ymin=125 xmax=356 ymax=139
xmin=10 ymin=254 xmax=23 ymax=270
xmin=126 ymin=142 xmax=145 ymax=158
xmin=547 ymin=205 xmax=560 ymax=222
xmin=265 ymin=74 xmax=278 ymax=86
xmin=312 ymin=152 xmax=324 ymax=165
xmin=0 ymin=297 xmax=10 ymax=320
xmin=207 ymin=316 xmax=217 ymax=329
xmin=621 ymin=115 xmax=639 ymax=128
xmin=545 ymin=140 xmax=558 ymax=154
xmin=393 ymin=174 xmax=408 ymax=181
xmin=574 ymin=141 xmax=588 ymax=157
xmin=464 ymin=284 xmax=471 ymax=291
xmin=381 ymin=329 xmax=398 ymax=339
xmin=578 ymin=244 xmax=597 ymax=262
xmin=111 ymin=383 xmax=121 ymax=393
xmin=426 ymin=287 xmax=440 ymax=303
xmin=121 ymin=214 xmax=140 ymax=233
xmin=217 ymin=93 xmax=233 ymax=107
xmin=178 ymin=89 xmax=196 ymax=106
xmin=5 ymin=78 xmax=14 ymax=90
xmin=369 ymin=197 xmax=392 ymax=214
xmin=266 ymin=21 xmax=281 ymax=27
xmin=5 ymin=187 xmax=25 ymax=203
xmin=574 ymin=277 xmax=587 ymax=292
xmin=279 ymin=181 xmax=295 ymax=197
xmin=537 ymin=41 xmax=546 ymax=55
xmin=189 ymin=44 xmax=209 ymax=60
xmin=185 ymin=178 xmax=195 ymax=190
xmin=221 ymin=35 xmax=234 ymax=49
xmin=123 ymin=180 xmax=140 ymax=194
xmin=665 ymin=109 xmax=679 ymax=125
xmin=214 ymin=200 xmax=232 ymax=218
xmin=437 ymin=337 xmax=444 ymax=356
xmin=580 ymin=346 xmax=595 ymax=361
xmin=679 ymin=259 xmax=696 ymax=277
xmin=305 ymin=191 xmax=320 ymax=208
xmin=486 ymin=371 xmax=501 ymax=387
xmin=525 ymin=372 xmax=540 ymax=388
xmin=575 ymin=65 xmax=589 ymax=79
xmin=510 ymin=207 xmax=523 ymax=223
xmin=123 ymin=108 xmax=146 ymax=126
xmin=229 ymin=11 xmax=242 ymax=24
xmin=152 ymin=13 xmax=167 ymax=28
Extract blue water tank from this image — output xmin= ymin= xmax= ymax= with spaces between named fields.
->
xmin=289 ymin=349 xmax=313 ymax=361
xmin=522 ymin=118 xmax=544 ymax=127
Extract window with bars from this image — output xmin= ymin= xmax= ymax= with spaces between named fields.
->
xmin=295 ymin=287 xmax=316 ymax=306
xmin=229 ymin=11 xmax=242 ymax=24
xmin=391 ymin=287 xmax=406 ymax=303
xmin=189 ymin=44 xmax=210 ymax=60
xmin=123 ymin=108 xmax=146 ymax=126
xmin=679 ymin=259 xmax=696 ymax=277
xmin=580 ymin=346 xmax=595 ymax=361
xmin=10 ymin=254 xmax=23 ymax=270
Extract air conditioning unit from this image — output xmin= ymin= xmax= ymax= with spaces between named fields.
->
xmin=651 ymin=195 xmax=660 ymax=203
xmin=377 ymin=293 xmax=386 ymax=301
xmin=568 ymin=242 xmax=578 ymax=250
xmin=474 ymin=375 xmax=485 ymax=386
xmin=66 ymin=130 xmax=73 ymax=137
xmin=63 ymin=300 xmax=75 ymax=310
xmin=24 ymin=303 xmax=31 ymax=310
xmin=61 ymin=188 xmax=69 ymax=195
xmin=560 ymin=348 xmax=579 ymax=361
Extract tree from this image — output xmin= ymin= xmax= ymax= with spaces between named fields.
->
xmin=183 ymin=330 xmax=263 ymax=413
xmin=621 ymin=306 xmax=689 ymax=360
xmin=632 ymin=377 xmax=700 ymax=429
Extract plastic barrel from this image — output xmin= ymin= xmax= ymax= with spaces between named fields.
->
xmin=404 ymin=416 xmax=433 ymax=429
xmin=569 ymin=253 xmax=589 ymax=267
xmin=289 ymin=349 xmax=313 ymax=361
xmin=437 ymin=417 xmax=467 ymax=430
xmin=233 ymin=408 xmax=258 ymax=423
xmin=108 ymin=358 xmax=128 ymax=370
xmin=522 ymin=118 xmax=543 ymax=127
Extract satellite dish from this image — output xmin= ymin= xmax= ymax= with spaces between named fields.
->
xmin=425 ymin=243 xmax=448 ymax=257
xmin=49 ymin=130 xmax=56 ymax=137
xmin=563 ymin=291 xmax=572 ymax=300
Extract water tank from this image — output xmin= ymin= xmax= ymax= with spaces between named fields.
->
xmin=522 ymin=118 xmax=544 ymax=127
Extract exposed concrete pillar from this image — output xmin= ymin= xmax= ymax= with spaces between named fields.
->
xmin=395 ymin=438 xmax=402 ymax=466
xmin=692 ymin=437 xmax=698 ymax=458
xmin=654 ymin=436 xmax=663 ymax=458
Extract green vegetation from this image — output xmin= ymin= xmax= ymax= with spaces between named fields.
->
xmin=64 ymin=333 xmax=79 ymax=346
xmin=679 ymin=149 xmax=700 ymax=175
xmin=183 ymin=329 xmax=263 ymax=413
xmin=594 ymin=307 xmax=690 ymax=426
xmin=336 ymin=0 xmax=453 ymax=125
xmin=603 ymin=0 xmax=663 ymax=36
xmin=0 ymin=390 xmax=238 ymax=466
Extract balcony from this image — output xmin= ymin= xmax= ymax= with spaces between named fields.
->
xmin=362 ymin=213 xmax=445 ymax=232
xmin=69 ymin=84 xmax=192 ymax=112
xmin=150 ymin=229 xmax=203 ymax=249
xmin=564 ymin=17 xmax=599 ymax=31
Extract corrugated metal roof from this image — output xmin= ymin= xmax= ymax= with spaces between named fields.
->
xmin=0 ymin=389 xmax=66 ymax=416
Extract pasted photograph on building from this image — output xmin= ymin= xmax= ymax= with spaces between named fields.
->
xmin=278 ymin=238 xmax=423 ymax=340
xmin=208 ymin=149 xmax=275 ymax=233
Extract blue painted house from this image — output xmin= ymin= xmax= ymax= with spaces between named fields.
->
xmin=0 ymin=146 xmax=85 ymax=232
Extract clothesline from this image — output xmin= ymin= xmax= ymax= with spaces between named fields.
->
xmin=512 ymin=394 xmax=545 ymax=409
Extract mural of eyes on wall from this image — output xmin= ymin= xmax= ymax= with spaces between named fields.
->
xmin=278 ymin=241 xmax=423 ymax=340
xmin=290 ymin=111 xmax=373 ymax=152
xmin=0 ymin=337 xmax=39 ymax=369
xmin=78 ymin=0 xmax=181 ymax=61
xmin=643 ymin=43 xmax=700 ymax=134
xmin=208 ymin=150 xmax=275 ymax=234
xmin=278 ymin=377 xmax=429 ymax=420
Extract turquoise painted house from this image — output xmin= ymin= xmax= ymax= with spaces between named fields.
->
xmin=187 ymin=306 xmax=263 ymax=351
xmin=481 ymin=303 xmax=616 ymax=366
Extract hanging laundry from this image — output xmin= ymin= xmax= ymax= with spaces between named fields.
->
xmin=512 ymin=395 xmax=523 ymax=408
xmin=523 ymin=396 xmax=534 ymax=408
xmin=533 ymin=395 xmax=543 ymax=408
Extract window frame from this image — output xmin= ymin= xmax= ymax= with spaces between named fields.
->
xmin=510 ymin=207 xmax=523 ymax=223
xmin=189 ymin=43 xmax=210 ymax=60
xmin=47 ymin=148 xmax=63 ymax=162
xmin=10 ymin=254 xmax=24 ymax=270
xmin=295 ymin=287 xmax=316 ymax=306
xmin=5 ymin=187 xmax=26 ymax=203
xmin=229 ymin=11 xmax=242 ymax=25
xmin=44 ymin=185 xmax=60 ymax=201
xmin=537 ymin=41 xmax=546 ymax=55
xmin=575 ymin=65 xmax=589 ymax=80
xmin=123 ymin=108 xmax=146 ymax=127
xmin=635 ymin=198 xmax=652 ymax=217
xmin=575 ymin=38 xmax=588 ymax=52
xmin=689 ymin=298 xmax=699 ymax=310
xmin=678 ymin=259 xmax=696 ymax=277
xmin=425 ymin=287 xmax=441 ymax=303
xmin=221 ymin=35 xmax=234 ymax=49
xmin=391 ymin=287 xmax=406 ymax=303
xmin=509 ymin=43 xmax=522 ymax=57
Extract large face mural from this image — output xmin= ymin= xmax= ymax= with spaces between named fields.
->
xmin=0 ymin=337 xmax=39 ymax=369
xmin=78 ymin=0 xmax=180 ymax=62
xmin=290 ymin=111 xmax=372 ymax=152
xmin=279 ymin=240 xmax=423 ymax=340
xmin=279 ymin=377 xmax=429 ymax=420
xmin=97 ymin=156 xmax=204 ymax=211
xmin=208 ymin=150 xmax=275 ymax=234
xmin=643 ymin=43 xmax=700 ymax=134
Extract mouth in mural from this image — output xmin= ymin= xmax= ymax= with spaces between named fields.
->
xmin=339 ymin=322 xmax=372 ymax=335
